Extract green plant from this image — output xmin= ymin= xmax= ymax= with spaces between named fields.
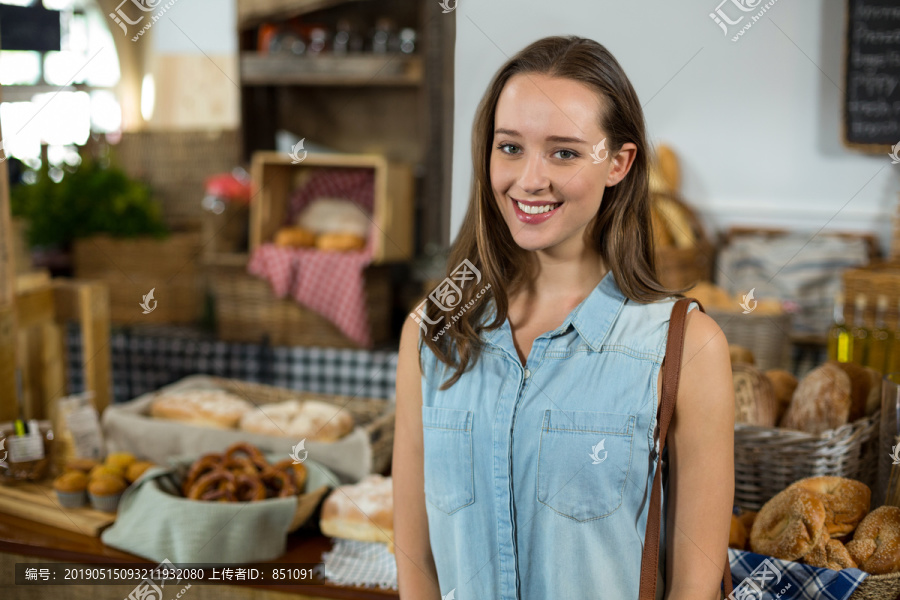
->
xmin=10 ymin=159 xmax=169 ymax=248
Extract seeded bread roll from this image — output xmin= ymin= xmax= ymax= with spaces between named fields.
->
xmin=732 ymin=363 xmax=777 ymax=427
xmin=804 ymin=537 xmax=858 ymax=570
xmin=750 ymin=486 xmax=828 ymax=561
xmin=779 ymin=363 xmax=851 ymax=434
xmin=846 ymin=506 xmax=900 ymax=574
xmin=787 ymin=476 xmax=871 ymax=536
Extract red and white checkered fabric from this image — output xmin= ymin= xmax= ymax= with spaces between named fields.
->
xmin=249 ymin=167 xmax=380 ymax=348
xmin=248 ymin=228 xmax=377 ymax=348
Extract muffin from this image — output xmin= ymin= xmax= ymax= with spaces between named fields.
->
xmin=88 ymin=475 xmax=127 ymax=512
xmin=125 ymin=461 xmax=155 ymax=483
xmin=105 ymin=452 xmax=137 ymax=471
xmin=53 ymin=471 xmax=88 ymax=508
xmin=65 ymin=457 xmax=100 ymax=474
xmin=89 ymin=464 xmax=124 ymax=479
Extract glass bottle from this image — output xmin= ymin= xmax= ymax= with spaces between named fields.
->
xmin=869 ymin=294 xmax=891 ymax=374
xmin=851 ymin=294 xmax=870 ymax=366
xmin=828 ymin=291 xmax=853 ymax=363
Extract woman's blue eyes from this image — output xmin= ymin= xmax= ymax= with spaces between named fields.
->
xmin=495 ymin=144 xmax=579 ymax=160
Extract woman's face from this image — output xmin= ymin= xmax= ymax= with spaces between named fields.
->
xmin=490 ymin=73 xmax=633 ymax=255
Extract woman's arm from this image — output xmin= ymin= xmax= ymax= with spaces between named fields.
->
xmin=393 ymin=315 xmax=442 ymax=599
xmin=664 ymin=309 xmax=735 ymax=600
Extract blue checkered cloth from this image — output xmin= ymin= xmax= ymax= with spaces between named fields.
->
xmin=316 ymin=539 xmax=397 ymax=590
xmin=728 ymin=549 xmax=868 ymax=600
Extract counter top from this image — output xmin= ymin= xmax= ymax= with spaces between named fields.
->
xmin=0 ymin=512 xmax=399 ymax=599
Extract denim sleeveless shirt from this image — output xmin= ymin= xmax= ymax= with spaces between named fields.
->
xmin=419 ymin=270 xmax=698 ymax=600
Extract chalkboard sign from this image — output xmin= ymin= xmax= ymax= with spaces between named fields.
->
xmin=843 ymin=0 xmax=900 ymax=150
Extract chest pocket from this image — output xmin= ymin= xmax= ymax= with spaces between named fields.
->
xmin=537 ymin=409 xmax=635 ymax=522
xmin=422 ymin=406 xmax=475 ymax=515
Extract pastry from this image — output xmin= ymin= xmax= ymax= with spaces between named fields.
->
xmin=827 ymin=360 xmax=871 ymax=422
xmin=274 ymin=227 xmax=316 ymax=248
xmin=732 ymin=363 xmax=777 ymax=427
xmin=239 ymin=399 xmax=355 ymax=442
xmin=150 ymin=389 xmax=253 ymax=429
xmin=846 ymin=506 xmax=900 ymax=574
xmin=89 ymin=464 xmax=124 ymax=479
xmin=53 ymin=471 xmax=89 ymax=508
xmin=729 ymin=344 xmax=755 ymax=366
xmin=105 ymin=452 xmax=137 ymax=471
xmin=179 ymin=442 xmax=307 ymax=503
xmin=320 ymin=474 xmax=393 ymax=546
xmin=750 ymin=486 xmax=827 ymax=561
xmin=739 ymin=510 xmax=757 ymax=537
xmin=729 ymin=514 xmax=747 ymax=549
xmin=779 ymin=363 xmax=851 ymax=434
xmin=687 ymin=282 xmax=733 ymax=310
xmin=804 ymin=538 xmax=858 ymax=570
xmin=787 ymin=476 xmax=870 ymax=536
xmin=125 ymin=461 xmax=155 ymax=483
xmin=764 ymin=369 xmax=797 ymax=423
xmin=88 ymin=474 xmax=127 ymax=512
xmin=315 ymin=232 xmax=366 ymax=252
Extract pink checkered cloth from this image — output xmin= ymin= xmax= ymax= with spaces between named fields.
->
xmin=247 ymin=167 xmax=379 ymax=348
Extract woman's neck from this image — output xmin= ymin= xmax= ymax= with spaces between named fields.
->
xmin=513 ymin=245 xmax=607 ymax=307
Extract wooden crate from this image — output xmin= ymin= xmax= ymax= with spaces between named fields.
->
xmin=0 ymin=273 xmax=111 ymax=423
xmin=72 ymin=233 xmax=203 ymax=325
xmin=206 ymin=253 xmax=392 ymax=348
xmin=249 ymin=151 xmax=414 ymax=263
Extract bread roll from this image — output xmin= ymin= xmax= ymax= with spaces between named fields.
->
xmin=827 ymin=360 xmax=871 ymax=422
xmin=239 ymin=399 xmax=355 ymax=442
xmin=688 ymin=281 xmax=733 ymax=311
xmin=315 ymin=232 xmax=366 ymax=252
xmin=779 ymin=363 xmax=852 ymax=434
xmin=765 ymin=369 xmax=798 ymax=423
xmin=732 ymin=363 xmax=777 ymax=427
xmin=320 ymin=474 xmax=393 ymax=546
xmin=729 ymin=514 xmax=747 ymax=549
xmin=846 ymin=506 xmax=900 ymax=574
xmin=274 ymin=227 xmax=316 ymax=248
xmin=788 ymin=476 xmax=870 ymax=536
xmin=804 ymin=538 xmax=858 ymax=570
xmin=150 ymin=390 xmax=253 ymax=429
xmin=729 ymin=344 xmax=756 ymax=366
xmin=750 ymin=486 xmax=827 ymax=561
xmin=739 ymin=510 xmax=757 ymax=537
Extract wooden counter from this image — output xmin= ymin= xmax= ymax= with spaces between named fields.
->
xmin=0 ymin=512 xmax=399 ymax=600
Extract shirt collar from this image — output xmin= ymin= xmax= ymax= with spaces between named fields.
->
xmin=481 ymin=270 xmax=626 ymax=352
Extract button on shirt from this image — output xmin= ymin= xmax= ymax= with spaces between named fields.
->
xmin=419 ymin=271 xmax=697 ymax=600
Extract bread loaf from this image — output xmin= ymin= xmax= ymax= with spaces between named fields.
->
xmin=732 ymin=363 xmax=777 ymax=427
xmin=239 ymin=399 xmax=355 ymax=441
xmin=864 ymin=366 xmax=882 ymax=416
xmin=764 ymin=369 xmax=797 ymax=424
xmin=729 ymin=344 xmax=756 ymax=366
xmin=150 ymin=390 xmax=253 ymax=428
xmin=320 ymin=474 xmax=393 ymax=548
xmin=828 ymin=360 xmax=871 ymax=422
xmin=779 ymin=363 xmax=851 ymax=434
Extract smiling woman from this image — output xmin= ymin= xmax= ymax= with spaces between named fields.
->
xmin=394 ymin=36 xmax=734 ymax=600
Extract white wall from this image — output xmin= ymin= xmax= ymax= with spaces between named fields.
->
xmin=451 ymin=0 xmax=900 ymax=256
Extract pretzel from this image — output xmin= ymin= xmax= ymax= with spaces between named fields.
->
xmin=272 ymin=458 xmax=308 ymax=492
xmin=224 ymin=442 xmax=269 ymax=471
xmin=221 ymin=456 xmax=260 ymax=477
xmin=181 ymin=453 xmax=223 ymax=496
xmin=260 ymin=468 xmax=296 ymax=498
xmin=235 ymin=473 xmax=266 ymax=501
xmin=188 ymin=469 xmax=236 ymax=501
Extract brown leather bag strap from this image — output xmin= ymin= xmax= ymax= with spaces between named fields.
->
xmin=637 ymin=297 xmax=733 ymax=600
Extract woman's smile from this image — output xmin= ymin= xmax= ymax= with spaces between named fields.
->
xmin=511 ymin=196 xmax=563 ymax=223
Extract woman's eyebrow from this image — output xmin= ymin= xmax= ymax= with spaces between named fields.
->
xmin=494 ymin=128 xmax=588 ymax=145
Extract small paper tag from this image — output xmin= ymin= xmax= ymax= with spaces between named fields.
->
xmin=66 ymin=405 xmax=104 ymax=460
xmin=7 ymin=434 xmax=44 ymax=463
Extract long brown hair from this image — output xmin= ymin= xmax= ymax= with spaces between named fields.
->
xmin=419 ymin=35 xmax=681 ymax=388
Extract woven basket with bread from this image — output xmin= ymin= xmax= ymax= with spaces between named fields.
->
xmin=729 ymin=347 xmax=880 ymax=512
xmin=728 ymin=476 xmax=900 ymax=599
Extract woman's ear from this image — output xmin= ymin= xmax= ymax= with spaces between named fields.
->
xmin=606 ymin=142 xmax=638 ymax=187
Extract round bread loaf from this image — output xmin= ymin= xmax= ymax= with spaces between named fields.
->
xmin=846 ymin=506 xmax=900 ymax=574
xmin=765 ymin=369 xmax=797 ymax=423
xmin=779 ymin=362 xmax=851 ymax=434
xmin=732 ymin=363 xmax=777 ymax=427
xmin=788 ymin=476 xmax=870 ymax=536
xmin=750 ymin=486 xmax=827 ymax=561
xmin=827 ymin=360 xmax=871 ymax=422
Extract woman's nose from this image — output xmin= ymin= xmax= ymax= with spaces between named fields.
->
xmin=517 ymin=152 xmax=549 ymax=194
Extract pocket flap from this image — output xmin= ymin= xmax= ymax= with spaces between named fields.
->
xmin=423 ymin=406 xmax=473 ymax=431
xmin=543 ymin=410 xmax=634 ymax=436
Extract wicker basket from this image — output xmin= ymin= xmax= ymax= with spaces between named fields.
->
xmin=705 ymin=308 xmax=792 ymax=371
xmin=652 ymin=192 xmax=714 ymax=290
xmin=734 ymin=411 xmax=879 ymax=511
xmin=850 ymin=573 xmax=900 ymax=599
xmin=206 ymin=254 xmax=392 ymax=348
xmin=202 ymin=376 xmax=394 ymax=474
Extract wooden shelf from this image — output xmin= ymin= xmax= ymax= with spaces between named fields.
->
xmin=238 ymin=0 xmax=371 ymax=29
xmin=240 ymin=52 xmax=423 ymax=86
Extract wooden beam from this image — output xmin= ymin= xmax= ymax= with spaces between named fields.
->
xmin=0 ymin=82 xmax=18 ymax=417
